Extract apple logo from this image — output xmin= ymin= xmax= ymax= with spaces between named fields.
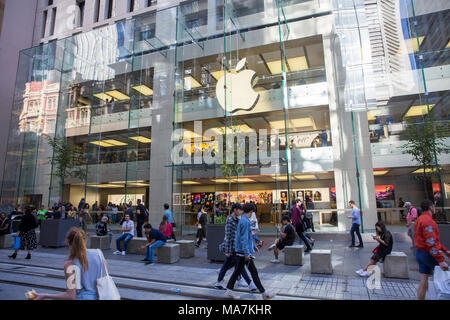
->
xmin=216 ymin=58 xmax=260 ymax=113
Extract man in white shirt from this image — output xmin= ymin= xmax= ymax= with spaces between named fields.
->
xmin=114 ymin=213 xmax=134 ymax=256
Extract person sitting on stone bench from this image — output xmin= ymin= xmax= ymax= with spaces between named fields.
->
xmin=113 ymin=213 xmax=134 ymax=256
xmin=95 ymin=216 xmax=113 ymax=249
xmin=356 ymin=221 xmax=393 ymax=277
xmin=0 ymin=212 xmax=12 ymax=235
xmin=268 ymin=215 xmax=296 ymax=263
xmin=141 ymin=223 xmax=167 ymax=265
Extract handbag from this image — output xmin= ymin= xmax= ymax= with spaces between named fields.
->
xmin=13 ymin=235 xmax=21 ymax=250
xmin=96 ymin=249 xmax=121 ymax=300
xmin=372 ymin=246 xmax=379 ymax=254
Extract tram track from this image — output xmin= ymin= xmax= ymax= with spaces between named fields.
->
xmin=0 ymin=261 xmax=320 ymax=300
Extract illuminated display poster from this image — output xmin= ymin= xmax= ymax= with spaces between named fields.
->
xmin=375 ymin=185 xmax=395 ymax=200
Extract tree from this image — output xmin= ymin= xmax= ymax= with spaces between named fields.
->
xmin=45 ymin=134 xmax=87 ymax=201
xmin=401 ymin=113 xmax=449 ymax=200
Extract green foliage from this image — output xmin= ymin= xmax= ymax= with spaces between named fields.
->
xmin=401 ymin=112 xmax=449 ymax=198
xmin=214 ymin=214 xmax=227 ymax=225
xmin=46 ymin=134 xmax=87 ymax=184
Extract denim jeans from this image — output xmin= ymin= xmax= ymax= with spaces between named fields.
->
xmin=112 ymin=213 xmax=117 ymax=224
xmin=218 ymin=253 xmax=251 ymax=284
xmin=116 ymin=233 xmax=133 ymax=252
xmin=350 ymin=223 xmax=363 ymax=246
xmin=76 ymin=289 xmax=98 ymax=300
xmin=145 ymin=240 xmax=166 ymax=262
xmin=107 ymin=232 xmax=113 ymax=248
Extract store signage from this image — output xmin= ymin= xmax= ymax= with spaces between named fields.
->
xmin=216 ymin=58 xmax=260 ymax=113
xmin=279 ymin=132 xmax=321 ymax=148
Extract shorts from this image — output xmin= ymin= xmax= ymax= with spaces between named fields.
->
xmin=370 ymin=253 xmax=385 ymax=263
xmin=276 ymin=239 xmax=291 ymax=250
xmin=416 ymin=249 xmax=439 ymax=275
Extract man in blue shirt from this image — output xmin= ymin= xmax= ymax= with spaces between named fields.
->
xmin=141 ymin=223 xmax=167 ymax=265
xmin=347 ymin=200 xmax=363 ymax=248
xmin=224 ymin=203 xmax=274 ymax=300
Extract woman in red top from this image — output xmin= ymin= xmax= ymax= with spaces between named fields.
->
xmin=159 ymin=215 xmax=173 ymax=239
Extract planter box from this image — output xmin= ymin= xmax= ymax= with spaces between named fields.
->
xmin=207 ymin=224 xmax=225 ymax=262
xmin=40 ymin=219 xmax=79 ymax=247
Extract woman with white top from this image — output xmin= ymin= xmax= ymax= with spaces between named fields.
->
xmin=33 ymin=227 xmax=107 ymax=300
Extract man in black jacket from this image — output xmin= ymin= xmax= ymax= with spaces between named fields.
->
xmin=135 ymin=199 xmax=147 ymax=238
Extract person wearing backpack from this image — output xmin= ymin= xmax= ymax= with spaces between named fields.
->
xmin=135 ymin=199 xmax=148 ymax=238
xmin=404 ymin=202 xmax=419 ymax=247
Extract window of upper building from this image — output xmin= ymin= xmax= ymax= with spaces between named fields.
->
xmin=106 ymin=0 xmax=114 ymax=19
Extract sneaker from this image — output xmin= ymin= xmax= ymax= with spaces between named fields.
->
xmin=121 ymin=251 xmax=126 ymax=256
xmin=355 ymin=269 xmax=364 ymax=276
xmin=357 ymin=244 xmax=364 ymax=248
xmin=358 ymin=270 xmax=370 ymax=277
xmin=141 ymin=258 xmax=149 ymax=262
xmin=268 ymin=244 xmax=276 ymax=251
xmin=237 ymin=278 xmax=248 ymax=287
xmin=248 ymin=281 xmax=258 ymax=292
xmin=262 ymin=291 xmax=275 ymax=300
xmin=270 ymin=259 xmax=280 ymax=263
xmin=224 ymin=289 xmax=240 ymax=300
xmin=213 ymin=281 xmax=225 ymax=289
xmin=113 ymin=250 xmax=121 ymax=255
xmin=144 ymin=261 xmax=154 ymax=265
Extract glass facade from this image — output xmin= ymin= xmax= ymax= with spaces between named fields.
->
xmin=0 ymin=0 xmax=448 ymax=235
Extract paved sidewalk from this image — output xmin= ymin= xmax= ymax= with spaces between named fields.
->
xmin=0 ymin=232 xmax=426 ymax=300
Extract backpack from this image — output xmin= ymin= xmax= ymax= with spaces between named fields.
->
xmin=416 ymin=207 xmax=422 ymax=217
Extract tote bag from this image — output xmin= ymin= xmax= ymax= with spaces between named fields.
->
xmin=13 ymin=235 xmax=21 ymax=250
xmin=96 ymin=249 xmax=121 ymax=300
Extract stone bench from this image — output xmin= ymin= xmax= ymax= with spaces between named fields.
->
xmin=310 ymin=249 xmax=332 ymax=274
xmin=0 ymin=234 xmax=14 ymax=248
xmin=284 ymin=245 xmax=304 ymax=266
xmin=88 ymin=235 xmax=110 ymax=250
xmin=383 ymin=251 xmax=409 ymax=279
xmin=175 ymin=240 xmax=195 ymax=258
xmin=124 ymin=237 xmax=148 ymax=255
xmin=157 ymin=243 xmax=180 ymax=264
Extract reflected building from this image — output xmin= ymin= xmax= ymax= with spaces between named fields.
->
xmin=0 ymin=0 xmax=448 ymax=234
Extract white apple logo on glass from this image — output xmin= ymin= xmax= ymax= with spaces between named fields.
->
xmin=216 ymin=58 xmax=259 ymax=113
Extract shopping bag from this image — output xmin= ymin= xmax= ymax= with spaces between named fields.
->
xmin=13 ymin=235 xmax=21 ymax=250
xmin=96 ymin=249 xmax=121 ymax=300
xmin=433 ymin=266 xmax=450 ymax=300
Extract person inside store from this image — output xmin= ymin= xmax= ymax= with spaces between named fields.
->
xmin=0 ymin=212 xmax=11 ymax=235
xmin=356 ymin=221 xmax=393 ymax=277
xmin=268 ymin=215 xmax=296 ymax=263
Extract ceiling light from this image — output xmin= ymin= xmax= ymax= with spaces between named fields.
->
xmin=93 ymin=93 xmax=113 ymax=102
xmin=287 ymin=56 xmax=309 ymax=71
xmin=212 ymin=179 xmax=232 ymax=183
xmin=105 ymin=90 xmax=130 ymax=101
xmin=103 ymin=139 xmax=127 ymax=146
xmin=294 ymin=175 xmax=316 ymax=180
xmin=90 ymin=140 xmax=115 ymax=147
xmin=130 ymin=136 xmax=152 ymax=143
xmin=412 ymin=168 xmax=435 ymax=174
xmin=233 ymin=178 xmax=254 ymax=183
xmin=404 ymin=104 xmax=435 ymax=117
xmin=210 ymin=69 xmax=236 ymax=81
xmin=87 ymin=184 xmax=124 ymax=188
xmin=373 ymin=170 xmax=389 ymax=176
xmin=290 ymin=117 xmax=314 ymax=128
xmin=409 ymin=36 xmax=424 ymax=53
xmin=266 ymin=60 xmax=287 ymax=75
xmin=210 ymin=124 xmax=253 ymax=135
xmin=132 ymin=85 xmax=153 ymax=96
xmin=182 ymin=181 xmax=200 ymax=185
xmin=184 ymin=76 xmax=202 ymax=90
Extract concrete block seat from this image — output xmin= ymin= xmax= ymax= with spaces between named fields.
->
xmin=157 ymin=243 xmax=180 ymax=264
xmin=383 ymin=251 xmax=409 ymax=279
xmin=284 ymin=245 xmax=304 ymax=266
xmin=0 ymin=234 xmax=14 ymax=249
xmin=310 ymin=249 xmax=333 ymax=274
xmin=88 ymin=235 xmax=110 ymax=250
xmin=124 ymin=237 xmax=148 ymax=255
xmin=175 ymin=240 xmax=195 ymax=258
